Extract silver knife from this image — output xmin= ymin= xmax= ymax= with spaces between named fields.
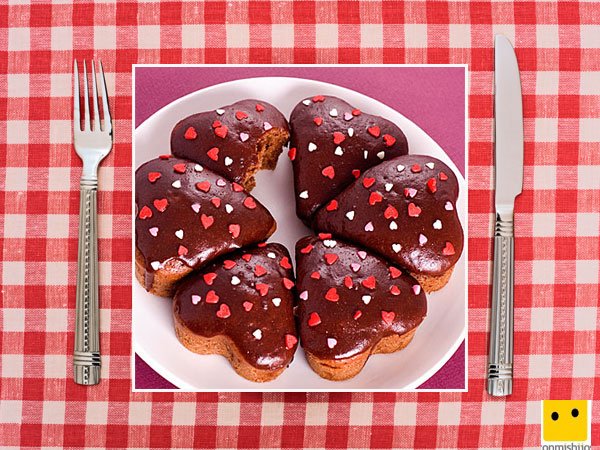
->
xmin=487 ymin=35 xmax=524 ymax=396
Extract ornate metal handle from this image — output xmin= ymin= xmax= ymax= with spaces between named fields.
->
xmin=487 ymin=212 xmax=514 ymax=396
xmin=74 ymin=179 xmax=101 ymax=385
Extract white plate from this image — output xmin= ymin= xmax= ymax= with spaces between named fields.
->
xmin=133 ymin=76 xmax=467 ymax=391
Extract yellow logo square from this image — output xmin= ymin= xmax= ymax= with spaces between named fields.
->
xmin=543 ymin=400 xmax=588 ymax=442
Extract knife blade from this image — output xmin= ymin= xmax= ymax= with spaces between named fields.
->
xmin=487 ymin=35 xmax=524 ymax=396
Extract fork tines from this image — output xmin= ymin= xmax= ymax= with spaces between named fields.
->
xmin=73 ymin=60 xmax=112 ymax=133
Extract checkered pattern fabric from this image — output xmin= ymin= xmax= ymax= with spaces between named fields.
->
xmin=1 ymin=1 xmax=599 ymax=448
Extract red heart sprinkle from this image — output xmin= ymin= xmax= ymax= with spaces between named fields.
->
xmin=353 ymin=310 xmax=362 ymax=320
xmin=312 ymin=95 xmax=325 ymax=102
xmin=352 ymin=169 xmax=361 ymax=179
xmin=184 ymin=127 xmax=197 ymax=140
xmin=254 ymin=265 xmax=267 ymax=277
xmin=153 ymin=198 xmax=168 ymax=212
xmin=242 ymin=254 xmax=252 ymax=262
xmin=369 ymin=192 xmax=383 ymax=205
xmin=390 ymin=285 xmax=401 ymax=296
xmin=159 ymin=154 xmax=171 ymax=160
xmin=310 ymin=271 xmax=321 ymax=279
xmin=201 ymin=214 xmax=214 ymax=229
xmin=384 ymin=205 xmax=398 ymax=219
xmin=178 ymin=245 xmax=188 ymax=256
xmin=255 ymin=103 xmax=265 ymax=112
xmin=367 ymin=126 xmax=380 ymax=137
xmin=256 ymin=283 xmax=269 ymax=296
xmin=148 ymin=172 xmax=162 ymax=182
xmin=285 ymin=334 xmax=297 ymax=349
xmin=427 ymin=178 xmax=437 ymax=193
xmin=243 ymin=197 xmax=256 ymax=209
xmin=333 ymin=132 xmax=345 ymax=144
xmin=411 ymin=164 xmax=422 ymax=173
xmin=318 ymin=233 xmax=332 ymax=240
xmin=280 ymin=257 xmax=292 ymax=269
xmin=326 ymin=199 xmax=338 ymax=211
xmin=362 ymin=276 xmax=376 ymax=290
xmin=211 ymin=197 xmax=221 ymax=208
xmin=216 ymin=303 xmax=231 ymax=319
xmin=232 ymin=182 xmax=244 ymax=192
xmin=442 ymin=241 xmax=456 ymax=256
xmin=363 ymin=177 xmax=376 ymax=188
xmin=173 ymin=163 xmax=186 ymax=174
xmin=381 ymin=310 xmax=395 ymax=324
xmin=439 ymin=171 xmax=449 ymax=181
xmin=243 ymin=301 xmax=253 ymax=312
xmin=212 ymin=120 xmax=221 ymax=128
xmin=288 ymin=147 xmax=297 ymax=161
xmin=389 ymin=267 xmax=402 ymax=279
xmin=235 ymin=111 xmax=248 ymax=120
xmin=300 ymin=244 xmax=313 ymax=254
xmin=207 ymin=147 xmax=219 ymax=161
xmin=205 ymin=290 xmax=219 ymax=303
xmin=196 ymin=181 xmax=210 ymax=192
xmin=383 ymin=134 xmax=396 ymax=147
xmin=313 ymin=117 xmax=323 ymax=126
xmin=325 ymin=288 xmax=339 ymax=302
xmin=203 ymin=272 xmax=217 ymax=285
xmin=408 ymin=203 xmax=422 ymax=217
xmin=282 ymin=278 xmax=295 ymax=290
xmin=138 ymin=206 xmax=152 ymax=220
xmin=228 ymin=224 xmax=241 ymax=238
xmin=344 ymin=276 xmax=353 ymax=289
xmin=223 ymin=260 xmax=236 ymax=270
xmin=308 ymin=312 xmax=321 ymax=327
xmin=214 ymin=125 xmax=228 ymax=138
xmin=352 ymin=108 xmax=361 ymax=116
xmin=324 ymin=253 xmax=338 ymax=265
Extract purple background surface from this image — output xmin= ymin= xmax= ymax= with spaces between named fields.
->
xmin=134 ymin=66 xmax=466 ymax=390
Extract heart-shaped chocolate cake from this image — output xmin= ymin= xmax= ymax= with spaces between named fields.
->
xmin=171 ymin=99 xmax=290 ymax=190
xmin=295 ymin=235 xmax=427 ymax=380
xmin=313 ymin=155 xmax=463 ymax=292
xmin=135 ymin=156 xmax=276 ymax=297
xmin=173 ymin=243 xmax=298 ymax=382
xmin=289 ymin=95 xmax=408 ymax=223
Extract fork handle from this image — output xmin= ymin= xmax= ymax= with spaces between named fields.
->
xmin=74 ymin=179 xmax=101 ymax=385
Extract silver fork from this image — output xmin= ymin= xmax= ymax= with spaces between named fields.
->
xmin=72 ymin=60 xmax=112 ymax=385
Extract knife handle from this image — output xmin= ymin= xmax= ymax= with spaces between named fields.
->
xmin=487 ymin=212 xmax=514 ymax=396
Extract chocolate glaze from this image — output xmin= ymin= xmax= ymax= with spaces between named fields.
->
xmin=135 ymin=156 xmax=275 ymax=288
xmin=290 ymin=95 xmax=408 ymax=223
xmin=173 ymin=244 xmax=298 ymax=370
xmin=313 ymin=155 xmax=463 ymax=276
xmin=171 ymin=99 xmax=290 ymax=185
xmin=295 ymin=235 xmax=427 ymax=360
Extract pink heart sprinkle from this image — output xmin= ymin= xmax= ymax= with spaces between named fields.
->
xmin=419 ymin=234 xmax=428 ymax=245
xmin=299 ymin=290 xmax=309 ymax=300
xmin=357 ymin=251 xmax=367 ymax=260
xmin=413 ymin=285 xmax=421 ymax=295
xmin=149 ymin=227 xmax=158 ymax=237
xmin=344 ymin=112 xmax=353 ymax=121
xmin=407 ymin=188 xmax=417 ymax=198
xmin=240 ymin=132 xmax=249 ymax=142
xmin=263 ymin=122 xmax=272 ymax=131
xmin=351 ymin=263 xmax=361 ymax=272
xmin=191 ymin=203 xmax=201 ymax=213
xmin=445 ymin=201 xmax=454 ymax=211
xmin=216 ymin=178 xmax=227 ymax=187
xmin=191 ymin=295 xmax=201 ymax=305
xmin=364 ymin=222 xmax=374 ymax=232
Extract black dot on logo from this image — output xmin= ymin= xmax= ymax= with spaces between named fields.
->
xmin=551 ymin=412 xmax=559 ymax=421
xmin=572 ymin=408 xmax=579 ymax=418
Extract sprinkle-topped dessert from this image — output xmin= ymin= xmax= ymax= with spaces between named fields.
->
xmin=289 ymin=95 xmax=408 ymax=223
xmin=173 ymin=243 xmax=298 ymax=382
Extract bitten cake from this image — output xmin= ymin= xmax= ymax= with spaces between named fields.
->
xmin=295 ymin=235 xmax=427 ymax=381
xmin=173 ymin=243 xmax=298 ymax=382
xmin=135 ymin=156 xmax=276 ymax=297
xmin=171 ymin=99 xmax=290 ymax=190
xmin=289 ymin=95 xmax=408 ymax=223
xmin=313 ymin=155 xmax=464 ymax=292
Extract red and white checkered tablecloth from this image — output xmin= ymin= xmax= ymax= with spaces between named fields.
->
xmin=1 ymin=1 xmax=599 ymax=448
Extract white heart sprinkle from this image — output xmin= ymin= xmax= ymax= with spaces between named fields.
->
xmin=362 ymin=295 xmax=371 ymax=305
xmin=267 ymin=252 xmax=276 ymax=259
xmin=407 ymin=187 xmax=417 ymax=198
xmin=345 ymin=210 xmax=355 ymax=221
xmin=253 ymin=329 xmax=262 ymax=340
xmin=303 ymin=99 xmax=311 ymax=106
xmin=191 ymin=295 xmax=201 ymax=305
xmin=364 ymin=221 xmax=374 ymax=232
xmin=150 ymin=261 xmax=162 ymax=271
xmin=426 ymin=162 xmax=435 ymax=169
xmin=272 ymin=297 xmax=282 ymax=307
xmin=327 ymin=338 xmax=337 ymax=349
xmin=191 ymin=203 xmax=201 ymax=213
xmin=392 ymin=243 xmax=402 ymax=253
xmin=194 ymin=164 xmax=203 ymax=172
xmin=445 ymin=201 xmax=454 ymax=211
xmin=225 ymin=204 xmax=233 ymax=214
xmin=377 ymin=151 xmax=385 ymax=160
xmin=240 ymin=132 xmax=249 ymax=142
xmin=334 ymin=146 xmax=344 ymax=156
xmin=329 ymin=108 xmax=338 ymax=117
xmin=357 ymin=251 xmax=367 ymax=260
xmin=263 ymin=121 xmax=272 ymax=131
xmin=385 ymin=183 xmax=393 ymax=192
xmin=419 ymin=233 xmax=428 ymax=245
xmin=231 ymin=276 xmax=241 ymax=286
xmin=299 ymin=190 xmax=309 ymax=199
xmin=216 ymin=179 xmax=226 ymax=187
xmin=172 ymin=180 xmax=181 ymax=189
xmin=433 ymin=219 xmax=442 ymax=230
xmin=363 ymin=150 xmax=369 ymax=159
xmin=351 ymin=263 xmax=361 ymax=272
xmin=308 ymin=142 xmax=317 ymax=152
xmin=216 ymin=109 xmax=225 ymax=115
xmin=299 ymin=290 xmax=308 ymax=301
xmin=224 ymin=157 xmax=233 ymax=166
xmin=344 ymin=112 xmax=353 ymax=121
xmin=323 ymin=239 xmax=337 ymax=248
xmin=397 ymin=164 xmax=405 ymax=172
xmin=149 ymin=227 xmax=159 ymax=237
xmin=389 ymin=221 xmax=398 ymax=230
xmin=175 ymin=229 xmax=184 ymax=239
xmin=348 ymin=127 xmax=354 ymax=137
xmin=413 ymin=285 xmax=421 ymax=295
